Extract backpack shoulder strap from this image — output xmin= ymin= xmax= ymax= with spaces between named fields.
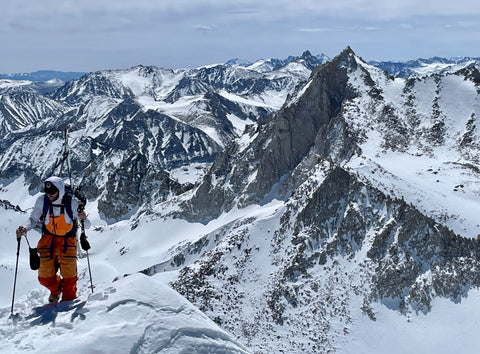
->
xmin=42 ymin=194 xmax=50 ymax=217
xmin=63 ymin=194 xmax=74 ymax=220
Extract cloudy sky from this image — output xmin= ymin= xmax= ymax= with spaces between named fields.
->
xmin=2 ymin=0 xmax=479 ymax=73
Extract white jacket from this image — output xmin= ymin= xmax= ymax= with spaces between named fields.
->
xmin=25 ymin=176 xmax=90 ymax=232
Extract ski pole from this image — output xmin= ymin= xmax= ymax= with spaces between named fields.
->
xmin=78 ymin=202 xmax=94 ymax=293
xmin=85 ymin=247 xmax=94 ymax=294
xmin=82 ymin=223 xmax=94 ymax=293
xmin=11 ymin=237 xmax=21 ymax=316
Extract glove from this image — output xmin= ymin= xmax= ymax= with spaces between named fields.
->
xmin=16 ymin=226 xmax=26 ymax=239
xmin=80 ymin=234 xmax=91 ymax=251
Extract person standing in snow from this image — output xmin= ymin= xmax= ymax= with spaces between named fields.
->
xmin=16 ymin=176 xmax=90 ymax=303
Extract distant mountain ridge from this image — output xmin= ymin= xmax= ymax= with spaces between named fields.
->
xmin=2 ymin=54 xmax=478 ymax=85
xmin=0 ymin=51 xmax=324 ymax=221
xmin=0 ymin=70 xmax=86 ymax=82
xmin=369 ymin=56 xmax=480 ymax=78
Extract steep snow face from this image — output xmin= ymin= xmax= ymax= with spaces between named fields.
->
xmin=341 ymin=56 xmax=480 ymax=238
xmin=0 ymin=92 xmax=71 ymax=135
xmin=114 ymin=66 xmax=184 ymax=99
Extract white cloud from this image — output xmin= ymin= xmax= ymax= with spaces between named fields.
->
xmin=297 ymin=28 xmax=331 ymax=33
xmin=194 ymin=25 xmax=215 ymax=32
xmin=6 ymin=0 xmax=480 ymax=23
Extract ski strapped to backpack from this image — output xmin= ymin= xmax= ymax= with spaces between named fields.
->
xmin=49 ymin=126 xmax=91 ymax=263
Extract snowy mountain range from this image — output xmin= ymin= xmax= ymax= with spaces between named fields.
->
xmin=369 ymin=56 xmax=480 ymax=78
xmin=0 ymin=70 xmax=85 ymax=83
xmin=1 ymin=47 xmax=480 ymax=353
xmin=0 ymin=51 xmax=327 ymax=222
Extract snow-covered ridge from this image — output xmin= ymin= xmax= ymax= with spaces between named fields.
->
xmin=0 ymin=192 xmax=251 ymax=353
xmin=1 ymin=274 xmax=249 ymax=353
xmin=0 ymin=79 xmax=32 ymax=90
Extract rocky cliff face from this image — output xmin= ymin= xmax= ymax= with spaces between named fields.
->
xmin=181 ymin=47 xmax=480 ymax=228
xmin=135 ymin=159 xmax=480 ymax=352
xmin=167 ymin=162 xmax=480 ymax=352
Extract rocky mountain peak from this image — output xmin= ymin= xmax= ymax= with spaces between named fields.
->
xmin=287 ymin=50 xmax=323 ymax=70
xmin=317 ymin=45 xmax=358 ymax=75
xmin=182 ymin=48 xmax=362 ymax=221
xmin=167 ymin=48 xmax=480 ymax=352
xmin=456 ymin=65 xmax=480 ymax=85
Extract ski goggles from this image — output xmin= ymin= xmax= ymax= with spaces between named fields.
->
xmin=44 ymin=181 xmax=59 ymax=195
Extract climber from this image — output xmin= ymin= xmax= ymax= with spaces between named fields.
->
xmin=16 ymin=176 xmax=90 ymax=303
